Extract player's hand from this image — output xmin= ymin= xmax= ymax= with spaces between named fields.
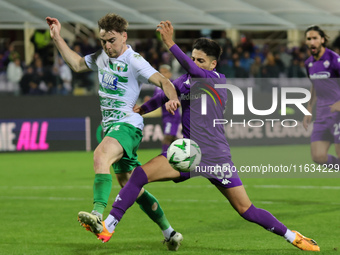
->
xmin=46 ymin=17 xmax=61 ymax=39
xmin=303 ymin=115 xmax=312 ymax=130
xmin=330 ymin=101 xmax=340 ymax=112
xmin=166 ymin=99 xmax=180 ymax=115
xmin=133 ymin=104 xmax=145 ymax=115
xmin=156 ymin=21 xmax=175 ymax=48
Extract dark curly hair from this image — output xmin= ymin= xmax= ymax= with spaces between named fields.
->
xmin=98 ymin=13 xmax=128 ymax=33
xmin=192 ymin=38 xmax=222 ymax=61
xmin=305 ymin=25 xmax=328 ymax=47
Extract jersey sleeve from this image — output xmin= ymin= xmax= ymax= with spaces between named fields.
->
xmin=169 ymin=44 xmax=207 ymax=78
xmin=141 ymin=82 xmax=181 ymax=113
xmin=84 ymin=50 xmax=104 ymax=71
xmin=141 ymin=91 xmax=168 ymax=114
xmin=130 ymin=53 xmax=158 ymax=84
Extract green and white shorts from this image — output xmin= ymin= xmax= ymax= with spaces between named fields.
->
xmin=104 ymin=122 xmax=143 ymax=174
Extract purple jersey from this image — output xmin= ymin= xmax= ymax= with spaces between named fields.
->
xmin=305 ymin=48 xmax=340 ymax=120
xmin=153 ymin=85 xmax=181 ymax=136
xmin=142 ymin=44 xmax=242 ymax=188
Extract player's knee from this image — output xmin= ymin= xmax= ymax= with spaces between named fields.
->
xmin=237 ymin=204 xmax=252 ymax=215
xmin=311 ymin=153 xmax=328 ymax=164
xmin=93 ymin=150 xmax=109 ymax=173
xmin=93 ymin=153 xmax=103 ymax=173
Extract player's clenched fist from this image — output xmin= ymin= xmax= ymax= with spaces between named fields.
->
xmin=156 ymin=21 xmax=175 ymax=48
xmin=46 ymin=17 xmax=61 ymax=39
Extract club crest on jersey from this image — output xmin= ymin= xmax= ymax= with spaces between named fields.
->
xmin=308 ymin=62 xmax=313 ymax=68
xmin=116 ymin=63 xmax=126 ymax=72
xmin=102 ymin=73 xmax=118 ymax=90
xmin=109 ymin=61 xmax=128 ymax=72
xmin=323 ymin=60 xmax=330 ymax=68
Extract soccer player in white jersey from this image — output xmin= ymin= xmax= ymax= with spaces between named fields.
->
xmin=46 ymin=14 xmax=182 ymax=250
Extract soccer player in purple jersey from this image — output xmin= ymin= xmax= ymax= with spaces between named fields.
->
xmin=303 ymin=25 xmax=340 ymax=170
xmin=154 ymin=64 xmax=181 ymax=154
xmin=84 ymin=21 xmax=320 ymax=251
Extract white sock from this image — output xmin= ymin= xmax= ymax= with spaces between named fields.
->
xmin=284 ymin=229 xmax=296 ymax=243
xmin=104 ymin=214 xmax=119 ymax=233
xmin=162 ymin=226 xmax=174 ymax=240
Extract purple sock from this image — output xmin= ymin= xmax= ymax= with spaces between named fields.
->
xmin=241 ymin=204 xmax=287 ymax=236
xmin=162 ymin=144 xmax=169 ymax=154
xmin=327 ymin=155 xmax=340 ymax=169
xmin=110 ymin=166 xmax=148 ymax=221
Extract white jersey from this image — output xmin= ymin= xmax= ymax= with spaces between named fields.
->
xmin=85 ymin=45 xmax=157 ymax=132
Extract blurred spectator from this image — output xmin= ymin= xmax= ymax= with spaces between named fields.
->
xmin=291 ymin=47 xmax=301 ymax=60
xmin=274 ymin=52 xmax=285 ymax=75
xmin=287 ymin=59 xmax=306 ymax=78
xmin=19 ymin=66 xmax=44 ymax=95
xmin=31 ymin=29 xmax=52 ymax=65
xmin=54 ymin=57 xmax=73 ymax=94
xmin=217 ymin=58 xmax=234 ymax=78
xmin=332 ymin=31 xmax=340 ymax=53
xmin=32 ymin=57 xmax=58 ymax=94
xmin=218 ymin=31 xmax=233 ymax=60
xmin=6 ymin=57 xmax=23 ymax=95
xmin=251 ymin=46 xmax=265 ymax=62
xmin=233 ymin=59 xmax=249 ymax=78
xmin=261 ymin=52 xmax=280 ymax=78
xmin=71 ymin=44 xmax=93 ymax=92
xmin=81 ymin=37 xmax=95 ymax=56
xmin=240 ymin=33 xmax=254 ymax=54
xmin=278 ymin=45 xmax=292 ymax=68
xmin=0 ymin=52 xmax=6 ymax=73
xmin=88 ymin=29 xmax=101 ymax=51
xmin=2 ymin=43 xmax=20 ymax=68
xmin=1 ymin=29 xmax=317 ymax=97
xmin=259 ymin=52 xmax=280 ymax=91
xmin=240 ymin=51 xmax=254 ymax=72
xmin=250 ymin=56 xmax=262 ymax=78
xmin=147 ymin=48 xmax=160 ymax=69
xmin=229 ymin=52 xmax=240 ymax=67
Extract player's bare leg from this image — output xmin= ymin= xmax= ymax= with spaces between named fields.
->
xmin=116 ymin=169 xmax=180 ymax=246
xmin=144 ymin=155 xmax=182 ymax=182
xmin=311 ymin=141 xmax=340 ymax=170
xmin=216 ymin=185 xmax=320 ymax=251
xmin=98 ymin=157 xmax=183 ymax=249
xmin=78 ymin=137 xmax=123 ymax=233
xmin=330 ymin=143 xmax=340 ymax=170
xmin=310 ymin=141 xmax=331 ymax=164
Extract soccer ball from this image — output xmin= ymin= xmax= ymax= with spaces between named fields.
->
xmin=167 ymin=138 xmax=201 ymax=172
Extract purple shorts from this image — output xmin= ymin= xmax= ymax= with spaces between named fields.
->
xmin=161 ymin=150 xmax=243 ymax=189
xmin=311 ymin=114 xmax=340 ymax=144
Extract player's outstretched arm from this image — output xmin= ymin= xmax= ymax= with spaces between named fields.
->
xmin=46 ymin=17 xmax=89 ymax=73
xmin=148 ymin=72 xmax=180 ymax=114
xmin=157 ymin=20 xmax=206 ymax=78
xmin=138 ymin=90 xmax=170 ymax=115
xmin=156 ymin=20 xmax=175 ymax=49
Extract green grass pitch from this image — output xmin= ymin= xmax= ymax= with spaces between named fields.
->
xmin=0 ymin=144 xmax=339 ymax=254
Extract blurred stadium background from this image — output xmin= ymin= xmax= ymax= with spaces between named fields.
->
xmin=0 ymin=1 xmax=339 ymax=254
